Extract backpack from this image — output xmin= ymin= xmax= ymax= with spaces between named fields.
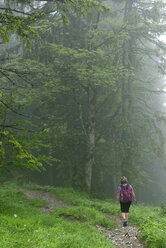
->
xmin=120 ymin=184 xmax=132 ymax=203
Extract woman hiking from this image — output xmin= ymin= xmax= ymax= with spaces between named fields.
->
xmin=116 ymin=176 xmax=136 ymax=227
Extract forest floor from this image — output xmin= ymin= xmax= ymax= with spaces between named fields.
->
xmin=20 ymin=188 xmax=145 ymax=248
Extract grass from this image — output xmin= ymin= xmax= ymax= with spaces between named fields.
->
xmin=22 ymin=183 xmax=120 ymax=215
xmin=0 ymin=216 xmax=114 ymax=248
xmin=22 ymin=182 xmax=166 ymax=248
xmin=129 ymin=204 xmax=166 ymax=248
xmin=28 ymin=198 xmax=46 ymax=208
xmin=53 ymin=206 xmax=116 ymax=229
xmin=1 ymin=181 xmax=166 ymax=248
xmin=0 ymin=182 xmax=116 ymax=248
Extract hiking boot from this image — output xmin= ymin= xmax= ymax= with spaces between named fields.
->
xmin=123 ymin=219 xmax=127 ymax=227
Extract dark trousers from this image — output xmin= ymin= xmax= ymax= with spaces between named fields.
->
xmin=120 ymin=201 xmax=131 ymax=213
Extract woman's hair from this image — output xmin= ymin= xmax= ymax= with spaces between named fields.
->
xmin=120 ymin=176 xmax=128 ymax=184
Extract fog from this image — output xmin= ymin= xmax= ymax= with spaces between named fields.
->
xmin=0 ymin=0 xmax=166 ymax=205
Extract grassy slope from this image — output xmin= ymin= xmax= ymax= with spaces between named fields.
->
xmin=25 ymin=183 xmax=166 ymax=248
xmin=0 ymin=182 xmax=166 ymax=248
xmin=0 ymin=182 xmax=116 ymax=248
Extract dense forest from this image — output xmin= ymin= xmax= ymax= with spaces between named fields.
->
xmin=1 ymin=0 xmax=166 ymax=205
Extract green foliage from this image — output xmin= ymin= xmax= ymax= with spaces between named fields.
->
xmin=56 ymin=0 xmax=110 ymax=21
xmin=0 ymin=12 xmax=41 ymax=50
xmin=0 ymin=130 xmax=43 ymax=170
xmin=141 ymin=220 xmax=166 ymax=248
xmin=129 ymin=204 xmax=166 ymax=248
xmin=160 ymin=203 xmax=166 ymax=216
xmin=1 ymin=0 xmax=166 ymax=205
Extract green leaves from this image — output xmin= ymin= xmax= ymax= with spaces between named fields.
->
xmin=56 ymin=0 xmax=110 ymax=17
xmin=0 ymin=12 xmax=41 ymax=50
xmin=0 ymin=130 xmax=42 ymax=170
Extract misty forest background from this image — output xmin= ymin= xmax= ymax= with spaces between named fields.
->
xmin=1 ymin=0 xmax=166 ymax=205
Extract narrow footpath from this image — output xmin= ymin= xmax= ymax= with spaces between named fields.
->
xmin=96 ymin=213 xmax=144 ymax=248
xmin=20 ymin=189 xmax=145 ymax=248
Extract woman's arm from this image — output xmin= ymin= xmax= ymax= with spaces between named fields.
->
xmin=131 ymin=190 xmax=136 ymax=201
xmin=116 ymin=192 xmax=120 ymax=203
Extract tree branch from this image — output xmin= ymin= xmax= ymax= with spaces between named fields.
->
xmin=0 ymin=7 xmax=32 ymax=15
xmin=0 ymin=99 xmax=28 ymax=117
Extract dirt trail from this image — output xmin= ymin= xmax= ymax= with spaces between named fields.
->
xmin=20 ymin=189 xmax=144 ymax=248
xmin=19 ymin=189 xmax=69 ymax=214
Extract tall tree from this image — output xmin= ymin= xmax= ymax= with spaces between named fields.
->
xmin=106 ymin=0 xmax=166 ymax=191
xmin=0 ymin=0 xmax=109 ymax=172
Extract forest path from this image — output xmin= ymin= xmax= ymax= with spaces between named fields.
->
xmin=20 ymin=188 xmax=144 ymax=248
xmin=96 ymin=214 xmax=144 ymax=248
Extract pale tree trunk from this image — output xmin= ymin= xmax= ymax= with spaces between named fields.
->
xmin=121 ymin=0 xmax=134 ymax=176
xmin=84 ymin=12 xmax=100 ymax=193
xmin=85 ymin=83 xmax=96 ymax=193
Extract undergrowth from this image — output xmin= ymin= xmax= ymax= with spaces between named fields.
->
xmin=129 ymin=205 xmax=166 ymax=248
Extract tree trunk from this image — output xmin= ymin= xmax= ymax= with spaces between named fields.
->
xmin=85 ymin=83 xmax=96 ymax=193
xmin=121 ymin=0 xmax=134 ymax=175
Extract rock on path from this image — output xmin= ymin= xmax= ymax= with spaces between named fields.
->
xmin=20 ymin=189 xmax=145 ymax=248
